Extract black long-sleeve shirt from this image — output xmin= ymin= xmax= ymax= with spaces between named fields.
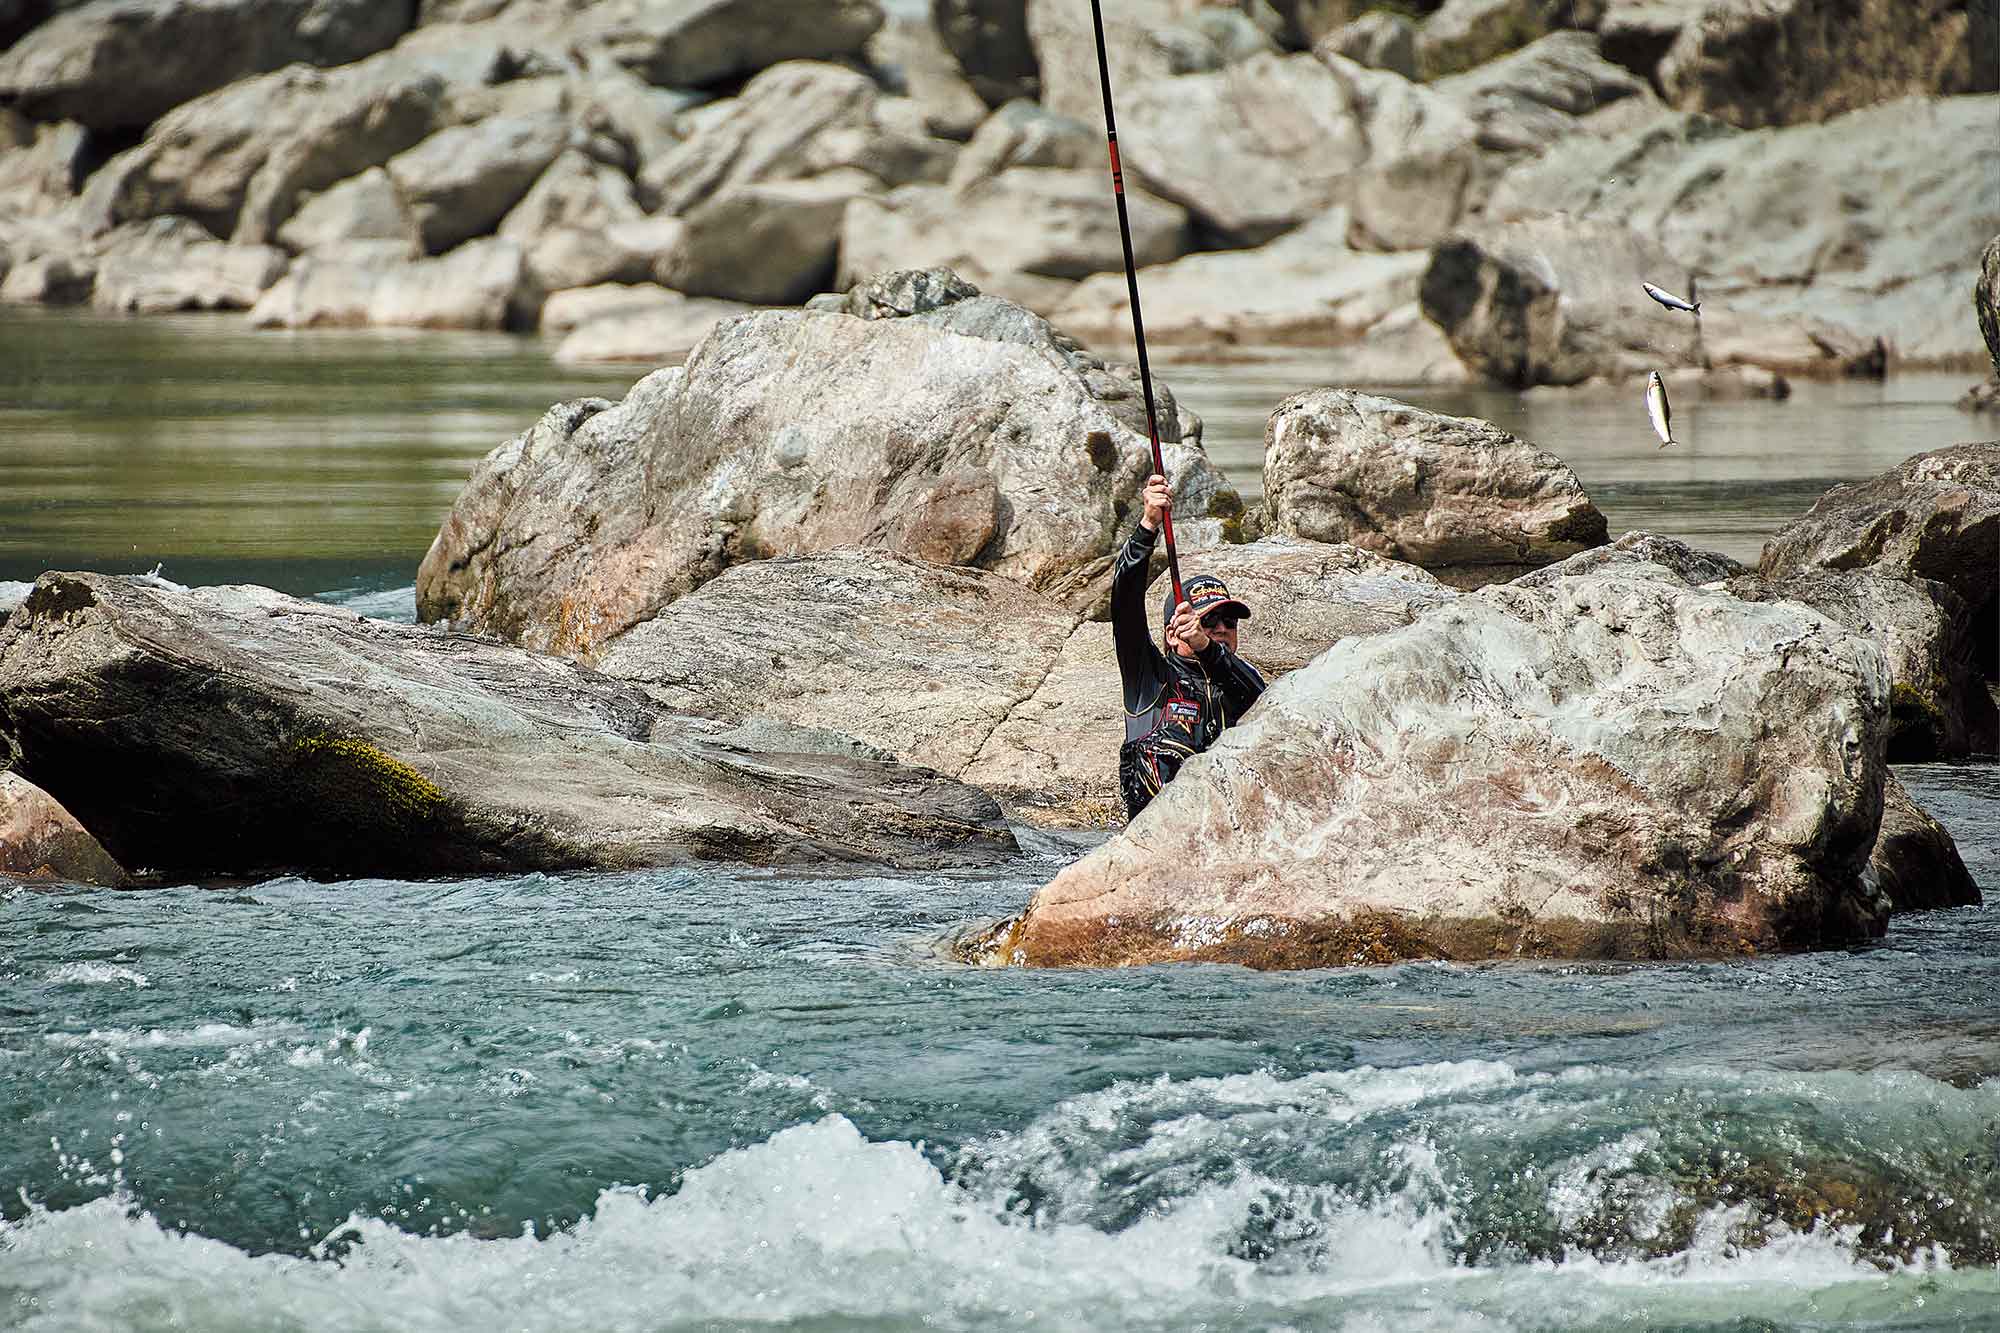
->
xmin=1112 ymin=522 xmax=1265 ymax=808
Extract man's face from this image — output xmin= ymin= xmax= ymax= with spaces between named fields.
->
xmin=1165 ymin=609 xmax=1241 ymax=658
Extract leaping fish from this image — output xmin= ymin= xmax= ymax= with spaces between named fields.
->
xmin=1645 ymin=371 xmax=1675 ymax=448
xmin=1642 ymin=282 xmax=1700 ymax=316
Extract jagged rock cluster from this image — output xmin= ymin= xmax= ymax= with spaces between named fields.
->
xmin=0 ymin=0 xmax=1992 ymax=384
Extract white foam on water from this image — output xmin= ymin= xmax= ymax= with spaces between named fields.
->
xmin=5 ymin=1062 xmax=1996 ymax=1331
xmin=44 ymin=1022 xmax=299 ymax=1052
xmin=44 ymin=963 xmax=150 ymax=988
xmin=312 ymin=583 xmax=418 ymax=624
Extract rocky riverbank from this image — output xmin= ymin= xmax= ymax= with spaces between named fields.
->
xmin=1 ymin=1 xmax=1994 ymax=385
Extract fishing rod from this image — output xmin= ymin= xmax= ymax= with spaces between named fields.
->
xmin=1088 ymin=0 xmax=1184 ymax=609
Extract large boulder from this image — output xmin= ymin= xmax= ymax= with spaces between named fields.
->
xmin=669 ymin=174 xmax=875 ymax=305
xmin=0 ymin=572 xmax=1014 ymax=879
xmin=1263 ymin=389 xmax=1609 ymax=586
xmin=247 ymin=236 xmax=531 ymax=330
xmin=1026 ymin=0 xmax=1277 ymax=124
xmin=78 ymin=60 xmax=447 ymax=246
xmin=638 ymin=61 xmax=950 ymax=216
xmin=1265 ymin=0 xmax=1373 ymax=49
xmin=1870 ymin=770 xmax=1982 ymax=912
xmin=0 ymin=770 xmax=126 ymax=888
xmin=838 ymin=167 xmax=1188 ymax=308
xmin=974 ymin=558 xmax=1893 ymax=967
xmin=1484 ymin=98 xmax=2000 ymax=368
xmin=88 ymin=216 xmax=287 ymax=313
xmin=386 ymin=112 xmax=570 ymax=254
xmin=945 ymin=98 xmax=1095 ymax=190
xmin=1420 ymin=212 xmax=1879 ymax=385
xmin=868 ymin=6 xmax=987 ymax=139
xmin=596 ymin=550 xmax=1080 ymax=779
xmin=573 ymin=0 xmax=882 ymax=89
xmin=1759 ymin=442 xmax=2000 ymax=707
xmin=1658 ymin=0 xmax=1980 ymax=130
xmin=1109 ymin=50 xmax=1480 ymax=248
xmin=962 ymin=539 xmax=1457 ymax=822
xmin=1432 ymin=32 xmax=1653 ymax=162
xmin=277 ymin=166 xmax=425 ymax=258
xmin=417 ymin=276 xmax=1237 ymax=655
xmin=0 ymin=0 xmax=414 ymax=132
xmin=933 ymin=0 xmax=1040 ymax=106
xmin=591 ymin=539 xmax=1454 ymax=826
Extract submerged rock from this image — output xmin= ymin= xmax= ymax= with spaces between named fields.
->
xmin=978 ymin=559 xmax=1893 ymax=968
xmin=0 ymin=770 xmax=127 ymax=888
xmin=0 ymin=573 xmax=1014 ymax=879
xmin=418 ymin=274 xmax=1235 ymax=656
xmin=1870 ymin=770 xmax=1981 ymax=913
xmin=1262 ymin=389 xmax=1608 ymax=587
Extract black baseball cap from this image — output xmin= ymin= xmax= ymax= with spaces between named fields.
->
xmin=1162 ymin=573 xmax=1252 ymax=626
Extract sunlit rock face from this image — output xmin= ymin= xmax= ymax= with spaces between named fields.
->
xmin=981 ymin=558 xmax=1893 ymax=968
xmin=417 ymin=274 xmax=1236 ymax=657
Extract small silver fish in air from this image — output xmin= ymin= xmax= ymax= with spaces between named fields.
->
xmin=1642 ymin=282 xmax=1700 ymax=316
xmin=1645 ymin=371 xmax=1675 ymax=448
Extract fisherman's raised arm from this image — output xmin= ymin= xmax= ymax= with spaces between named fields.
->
xmin=1111 ymin=473 xmax=1171 ymax=712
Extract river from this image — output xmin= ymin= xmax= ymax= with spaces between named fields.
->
xmin=3 ymin=309 xmax=1998 ymax=1331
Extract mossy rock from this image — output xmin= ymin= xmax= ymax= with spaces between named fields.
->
xmin=287 ymin=736 xmax=450 ymax=835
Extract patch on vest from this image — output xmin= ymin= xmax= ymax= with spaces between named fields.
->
xmin=1166 ymin=700 xmax=1201 ymax=723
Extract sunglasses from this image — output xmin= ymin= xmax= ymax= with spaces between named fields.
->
xmin=1199 ymin=612 xmax=1240 ymax=631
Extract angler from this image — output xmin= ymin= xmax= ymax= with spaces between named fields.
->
xmin=1087 ymin=0 xmax=1267 ymax=820
xmin=1111 ymin=474 xmax=1266 ymax=819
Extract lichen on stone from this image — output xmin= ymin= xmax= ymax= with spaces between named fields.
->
xmin=289 ymin=735 xmax=447 ymax=827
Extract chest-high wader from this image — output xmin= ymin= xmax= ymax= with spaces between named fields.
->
xmin=1118 ymin=667 xmax=1225 ymax=819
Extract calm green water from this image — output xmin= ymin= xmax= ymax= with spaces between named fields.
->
xmin=4 ymin=311 xmax=2000 ymax=1330
xmin=1 ymin=309 xmax=1987 ymax=608
xmin=0 ymin=309 xmax=632 ymax=596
